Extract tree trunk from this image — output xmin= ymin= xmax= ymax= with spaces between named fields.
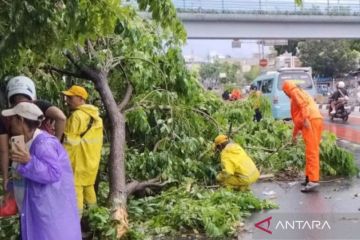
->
xmin=94 ymin=72 xmax=128 ymax=237
xmin=52 ymin=51 xmax=166 ymax=237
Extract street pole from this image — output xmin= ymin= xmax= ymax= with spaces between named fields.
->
xmin=327 ymin=0 xmax=330 ymax=14
xmin=259 ymin=0 xmax=262 ymax=11
xmin=221 ymin=0 xmax=224 ymax=12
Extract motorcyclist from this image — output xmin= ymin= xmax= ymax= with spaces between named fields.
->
xmin=329 ymin=81 xmax=349 ymax=115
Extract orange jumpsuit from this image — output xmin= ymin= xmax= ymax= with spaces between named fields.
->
xmin=230 ymin=89 xmax=241 ymax=100
xmin=282 ymin=81 xmax=323 ymax=182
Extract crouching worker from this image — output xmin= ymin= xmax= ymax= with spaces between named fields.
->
xmin=214 ymin=134 xmax=260 ymax=190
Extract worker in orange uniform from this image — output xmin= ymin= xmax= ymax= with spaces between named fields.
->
xmin=282 ymin=80 xmax=323 ymax=193
xmin=230 ymin=88 xmax=241 ymax=101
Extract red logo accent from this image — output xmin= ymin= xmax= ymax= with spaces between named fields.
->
xmin=255 ymin=216 xmax=272 ymax=234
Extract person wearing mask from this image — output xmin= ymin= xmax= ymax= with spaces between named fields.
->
xmin=2 ymin=102 xmax=81 ymax=240
xmin=329 ymin=81 xmax=349 ymax=115
xmin=214 ymin=134 xmax=259 ymax=190
xmin=282 ymin=80 xmax=323 ymax=193
xmin=62 ymin=85 xmax=103 ymax=214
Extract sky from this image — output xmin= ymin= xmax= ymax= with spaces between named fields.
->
xmin=182 ymin=39 xmax=271 ymax=59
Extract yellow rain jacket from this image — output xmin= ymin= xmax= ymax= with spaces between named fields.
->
xmin=64 ymin=104 xmax=103 ymax=186
xmin=249 ymin=90 xmax=262 ymax=108
xmin=217 ymin=143 xmax=259 ymax=188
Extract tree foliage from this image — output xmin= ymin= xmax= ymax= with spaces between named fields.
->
xmin=0 ymin=0 xmax=185 ymax=77
xmin=350 ymin=40 xmax=360 ymax=53
xmin=274 ymin=40 xmax=301 ymax=56
xmin=0 ymin=0 xmax=189 ymax=238
xmin=127 ymin=184 xmax=276 ymax=238
xmin=199 ymin=61 xmax=241 ymax=87
xmin=244 ymin=65 xmax=261 ymax=83
xmin=297 ymin=40 xmax=359 ymax=77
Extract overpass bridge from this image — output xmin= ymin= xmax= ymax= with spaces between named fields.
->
xmin=128 ymin=1 xmax=360 ymax=39
xmin=174 ymin=0 xmax=360 ymax=39
xmin=179 ymin=13 xmax=360 ymax=39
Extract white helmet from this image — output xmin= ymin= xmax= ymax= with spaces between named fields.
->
xmin=6 ymin=76 xmax=37 ymax=102
xmin=337 ymin=81 xmax=345 ymax=89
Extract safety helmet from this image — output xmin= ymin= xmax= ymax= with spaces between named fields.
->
xmin=214 ymin=134 xmax=229 ymax=147
xmin=337 ymin=81 xmax=345 ymax=89
xmin=6 ymin=76 xmax=37 ymax=102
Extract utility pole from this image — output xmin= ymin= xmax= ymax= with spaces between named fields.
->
xmin=259 ymin=0 xmax=262 ymax=11
xmin=327 ymin=0 xmax=330 ymax=14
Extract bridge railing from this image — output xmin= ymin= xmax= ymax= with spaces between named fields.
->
xmin=172 ymin=0 xmax=360 ymax=15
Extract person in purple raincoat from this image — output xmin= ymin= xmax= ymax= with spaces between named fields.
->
xmin=2 ymin=102 xmax=81 ymax=240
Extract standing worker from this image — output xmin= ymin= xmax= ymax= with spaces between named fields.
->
xmin=62 ymin=85 xmax=103 ymax=214
xmin=214 ymin=134 xmax=259 ymax=190
xmin=248 ymin=84 xmax=262 ymax=122
xmin=282 ymin=80 xmax=323 ymax=193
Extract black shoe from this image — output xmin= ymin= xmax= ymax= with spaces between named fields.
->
xmin=301 ymin=182 xmax=319 ymax=193
xmin=301 ymin=176 xmax=309 ymax=186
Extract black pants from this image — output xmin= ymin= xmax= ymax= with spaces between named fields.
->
xmin=253 ymin=108 xmax=262 ymax=122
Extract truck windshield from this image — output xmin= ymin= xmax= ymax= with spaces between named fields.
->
xmin=278 ymin=72 xmax=313 ymax=90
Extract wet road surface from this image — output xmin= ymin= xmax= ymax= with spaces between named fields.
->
xmin=322 ymin=111 xmax=360 ymax=144
xmin=239 ymin=126 xmax=360 ymax=239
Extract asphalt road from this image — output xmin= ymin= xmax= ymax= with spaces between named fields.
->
xmin=239 ymin=114 xmax=360 ymax=240
xmin=322 ymin=110 xmax=360 ymax=144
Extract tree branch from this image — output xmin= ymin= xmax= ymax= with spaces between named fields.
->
xmin=64 ymin=50 xmax=82 ymax=70
xmin=64 ymin=50 xmax=103 ymax=82
xmin=86 ymin=39 xmax=96 ymax=60
xmin=126 ymin=177 xmax=170 ymax=196
xmin=190 ymin=107 xmax=220 ymax=132
xmin=76 ymin=44 xmax=86 ymax=55
xmin=0 ymin=34 xmax=10 ymax=53
xmin=44 ymin=66 xmax=87 ymax=79
xmin=116 ymin=62 xmax=133 ymax=112
xmin=153 ymin=137 xmax=169 ymax=152
xmin=118 ymin=83 xmax=133 ymax=112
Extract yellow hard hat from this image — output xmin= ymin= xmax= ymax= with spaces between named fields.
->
xmin=62 ymin=85 xmax=89 ymax=100
xmin=214 ymin=134 xmax=228 ymax=146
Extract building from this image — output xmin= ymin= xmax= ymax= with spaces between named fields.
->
xmin=275 ymin=52 xmax=302 ymax=69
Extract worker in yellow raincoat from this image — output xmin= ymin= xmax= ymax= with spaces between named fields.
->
xmin=248 ymin=84 xmax=262 ymax=122
xmin=214 ymin=134 xmax=259 ymax=190
xmin=62 ymin=85 xmax=103 ymax=213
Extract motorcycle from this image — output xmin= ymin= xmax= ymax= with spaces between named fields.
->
xmin=328 ymin=97 xmax=351 ymax=122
